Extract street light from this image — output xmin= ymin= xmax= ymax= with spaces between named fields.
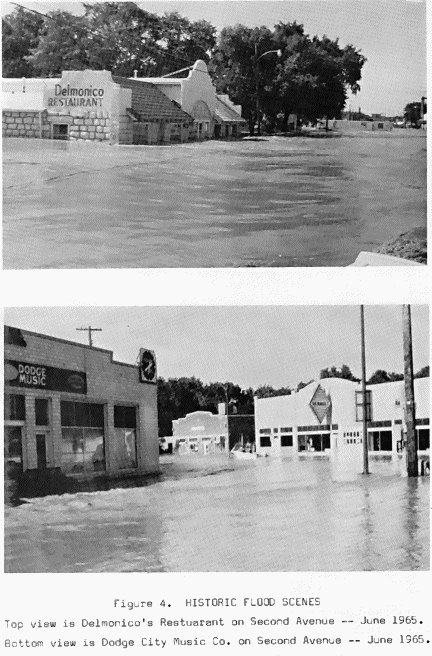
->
xmin=254 ymin=45 xmax=283 ymax=136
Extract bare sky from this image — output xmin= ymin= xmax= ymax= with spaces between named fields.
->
xmin=4 ymin=306 xmax=429 ymax=389
xmin=2 ymin=1 xmax=426 ymax=115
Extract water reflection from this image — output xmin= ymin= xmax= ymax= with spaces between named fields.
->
xmin=4 ymin=457 xmax=429 ymax=573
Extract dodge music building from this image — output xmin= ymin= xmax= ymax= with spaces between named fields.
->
xmin=4 ymin=326 xmax=159 ymax=497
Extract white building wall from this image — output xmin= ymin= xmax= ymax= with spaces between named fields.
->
xmin=255 ymin=377 xmax=430 ymax=458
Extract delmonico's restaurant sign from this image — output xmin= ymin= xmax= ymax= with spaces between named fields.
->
xmin=5 ymin=360 xmax=87 ymax=394
xmin=44 ymin=70 xmax=115 ymax=112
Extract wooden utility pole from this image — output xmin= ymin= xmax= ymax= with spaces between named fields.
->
xmin=402 ymin=305 xmax=418 ymax=477
xmin=360 ymin=306 xmax=369 ymax=474
xmin=76 ymin=326 xmax=102 ymax=347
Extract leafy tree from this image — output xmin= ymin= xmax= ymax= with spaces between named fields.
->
xmin=209 ymin=24 xmax=275 ymax=134
xmin=404 ymin=101 xmax=425 ymax=128
xmin=320 ymin=364 xmax=360 ymax=382
xmin=28 ymin=11 xmax=91 ymax=76
xmin=210 ymin=21 xmax=366 ymax=134
xmin=21 ymin=2 xmax=216 ymax=78
xmin=255 ymin=385 xmax=292 ymax=398
xmin=367 ymin=366 xmax=429 ymax=384
xmin=414 ymin=365 xmax=429 ymax=379
xmin=367 ymin=369 xmax=403 ymax=385
xmin=158 ymin=12 xmax=216 ymax=70
xmin=296 ymin=380 xmax=313 ymax=391
xmin=2 ymin=7 xmax=44 ymax=77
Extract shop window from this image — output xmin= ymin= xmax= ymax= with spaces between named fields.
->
xmin=299 ymin=433 xmax=330 ymax=452
xmin=259 ymin=428 xmax=271 ymax=435
xmin=369 ymin=430 xmax=392 ymax=451
xmin=4 ymin=394 xmax=25 ymax=421
xmin=281 ymin=434 xmax=293 ymax=447
xmin=35 ymin=398 xmax=49 ymax=426
xmin=417 ymin=428 xmax=430 ymax=451
xmin=113 ymin=405 xmax=137 ymax=469
xmin=260 ymin=435 xmax=271 ymax=447
xmin=61 ymin=401 xmax=104 ymax=428
xmin=61 ymin=401 xmax=105 ymax=473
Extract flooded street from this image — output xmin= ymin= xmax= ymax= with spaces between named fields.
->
xmin=3 ymin=133 xmax=426 ymax=268
xmin=4 ymin=456 xmax=429 ymax=573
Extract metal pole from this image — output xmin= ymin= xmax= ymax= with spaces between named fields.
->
xmin=402 ymin=305 xmax=418 ymax=477
xmin=255 ymin=43 xmax=260 ymax=136
xmin=360 ymin=306 xmax=369 ymax=474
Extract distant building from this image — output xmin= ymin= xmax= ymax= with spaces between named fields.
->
xmin=4 ymin=326 xmax=159 ymax=498
xmin=170 ymin=406 xmax=255 ymax=455
xmin=332 ymin=119 xmax=393 ymax=132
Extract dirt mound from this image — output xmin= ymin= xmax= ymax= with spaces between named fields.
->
xmin=377 ymin=227 xmax=427 ymax=264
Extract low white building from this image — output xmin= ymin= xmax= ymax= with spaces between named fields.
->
xmin=254 ymin=377 xmax=430 ymax=459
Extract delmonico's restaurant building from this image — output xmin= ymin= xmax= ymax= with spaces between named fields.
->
xmin=2 ymin=62 xmax=245 ymax=145
xmin=254 ymin=376 xmax=430 ymax=463
xmin=4 ymin=326 xmax=159 ymax=498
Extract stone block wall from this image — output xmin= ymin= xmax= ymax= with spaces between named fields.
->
xmin=2 ymin=110 xmax=46 ymax=138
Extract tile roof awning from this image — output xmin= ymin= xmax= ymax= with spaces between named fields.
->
xmin=113 ymin=76 xmax=193 ymax=123
xmin=214 ymin=96 xmax=246 ymax=124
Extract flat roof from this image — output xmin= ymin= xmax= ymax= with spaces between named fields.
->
xmin=5 ymin=325 xmax=139 ymax=371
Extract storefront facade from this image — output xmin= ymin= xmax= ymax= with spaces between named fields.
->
xmin=2 ymin=69 xmax=194 ymax=144
xmin=254 ymin=377 xmax=430 ymax=459
xmin=4 ymin=326 xmax=159 ymax=497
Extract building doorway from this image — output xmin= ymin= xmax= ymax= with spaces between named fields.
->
xmin=36 ymin=433 xmax=48 ymax=470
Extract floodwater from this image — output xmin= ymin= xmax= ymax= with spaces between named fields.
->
xmin=4 ymin=456 xmax=429 ymax=572
xmin=3 ymin=132 xmax=426 ymax=268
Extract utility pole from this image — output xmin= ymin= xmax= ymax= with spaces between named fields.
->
xmin=402 ymin=305 xmax=418 ymax=477
xmin=360 ymin=305 xmax=369 ymax=474
xmin=76 ymin=326 xmax=102 ymax=347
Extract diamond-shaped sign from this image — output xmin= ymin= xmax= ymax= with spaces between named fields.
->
xmin=309 ymin=384 xmax=331 ymax=423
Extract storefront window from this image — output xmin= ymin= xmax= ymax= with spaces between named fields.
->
xmin=4 ymin=394 xmax=25 ymax=421
xmin=280 ymin=434 xmax=293 ymax=447
xmin=113 ymin=405 xmax=137 ymax=469
xmin=260 ymin=435 xmax=271 ymax=447
xmin=369 ymin=430 xmax=392 ymax=451
xmin=417 ymin=428 xmax=430 ymax=451
xmin=298 ymin=433 xmax=330 ymax=452
xmin=61 ymin=401 xmax=105 ymax=473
